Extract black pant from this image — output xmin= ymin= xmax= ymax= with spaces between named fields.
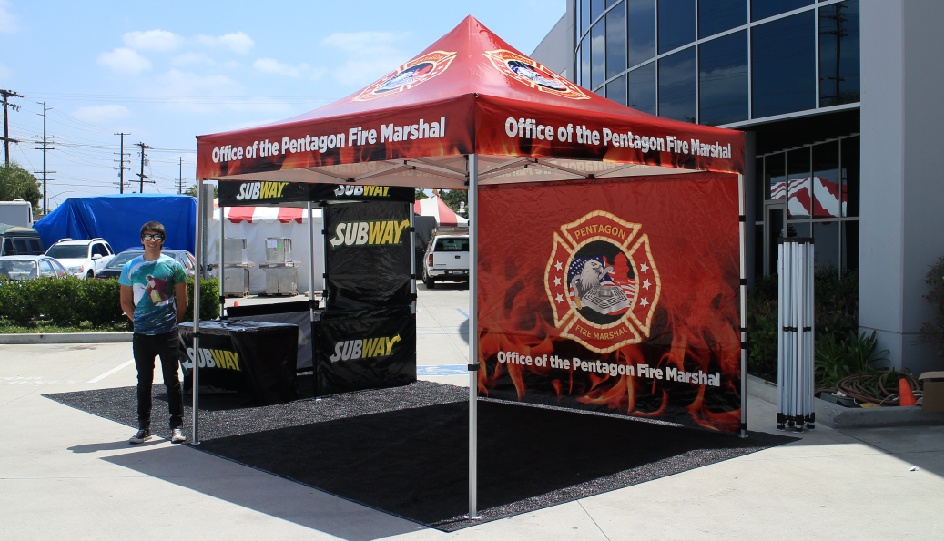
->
xmin=133 ymin=331 xmax=184 ymax=429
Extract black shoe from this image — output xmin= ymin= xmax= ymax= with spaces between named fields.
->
xmin=129 ymin=428 xmax=153 ymax=445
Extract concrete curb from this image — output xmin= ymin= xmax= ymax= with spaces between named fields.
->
xmin=747 ymin=374 xmax=944 ymax=428
xmin=0 ymin=332 xmax=132 ymax=344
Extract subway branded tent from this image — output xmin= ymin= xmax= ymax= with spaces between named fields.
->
xmin=196 ymin=15 xmax=746 ymax=517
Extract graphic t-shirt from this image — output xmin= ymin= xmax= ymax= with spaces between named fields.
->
xmin=118 ymin=254 xmax=187 ymax=335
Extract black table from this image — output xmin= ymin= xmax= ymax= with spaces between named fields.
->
xmin=178 ymin=320 xmax=299 ymax=404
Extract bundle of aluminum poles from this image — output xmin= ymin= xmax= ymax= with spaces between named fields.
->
xmin=776 ymin=238 xmax=815 ymax=432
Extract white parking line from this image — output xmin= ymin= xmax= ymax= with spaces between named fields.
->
xmin=88 ymin=360 xmax=134 ymax=384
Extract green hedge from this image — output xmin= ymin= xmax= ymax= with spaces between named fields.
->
xmin=747 ymin=268 xmax=860 ymax=384
xmin=0 ymin=277 xmax=220 ymax=328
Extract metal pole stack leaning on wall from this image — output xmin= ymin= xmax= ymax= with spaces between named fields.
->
xmin=776 ymin=237 xmax=815 ymax=432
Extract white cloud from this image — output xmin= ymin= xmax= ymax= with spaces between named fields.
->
xmin=253 ymin=58 xmax=310 ymax=78
xmin=123 ymin=29 xmax=183 ymax=52
xmin=97 ymin=47 xmax=152 ymax=74
xmin=321 ymin=31 xmax=410 ymax=87
xmin=0 ymin=0 xmax=19 ymax=34
xmin=172 ymin=52 xmax=216 ymax=67
xmin=196 ymin=32 xmax=254 ymax=54
xmin=71 ymin=105 xmax=131 ymax=124
xmin=148 ymin=69 xmax=292 ymax=116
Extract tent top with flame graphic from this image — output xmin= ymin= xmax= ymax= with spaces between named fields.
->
xmin=197 ymin=16 xmax=743 ymax=187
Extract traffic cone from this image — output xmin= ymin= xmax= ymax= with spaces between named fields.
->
xmin=899 ymin=377 xmax=917 ymax=406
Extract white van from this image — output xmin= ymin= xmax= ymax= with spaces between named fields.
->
xmin=0 ymin=200 xmax=35 ymax=228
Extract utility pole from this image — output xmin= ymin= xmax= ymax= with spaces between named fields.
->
xmin=1 ymin=89 xmax=23 ymax=167
xmin=135 ymin=142 xmax=154 ymax=193
xmin=34 ymin=102 xmax=56 ymax=214
xmin=115 ymin=132 xmax=130 ymax=193
xmin=178 ymin=157 xmax=183 ymax=194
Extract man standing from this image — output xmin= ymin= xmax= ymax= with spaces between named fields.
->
xmin=119 ymin=221 xmax=188 ymax=444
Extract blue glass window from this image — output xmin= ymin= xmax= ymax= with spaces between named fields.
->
xmin=812 ymin=141 xmax=840 ymax=219
xmin=658 ymin=47 xmax=696 ymax=122
xmin=591 ymin=0 xmax=606 ymax=22
xmin=751 ymin=0 xmax=813 ymax=22
xmin=607 ymin=74 xmax=627 ymax=105
xmin=658 ymin=0 xmax=696 ymax=54
xmin=752 ymin=11 xmax=816 ymax=118
xmin=819 ymin=0 xmax=860 ymax=106
xmin=591 ymin=23 xmax=606 ymax=89
xmin=629 ymin=63 xmax=656 ymax=114
xmin=606 ymin=3 xmax=627 ymax=78
xmin=766 ymin=153 xmax=786 ymax=202
xmin=699 ymin=0 xmax=746 ymax=38
xmin=581 ymin=0 xmax=592 ymax=33
xmin=787 ymin=147 xmax=811 ymax=219
xmin=699 ymin=31 xmax=748 ymax=126
xmin=628 ymin=0 xmax=656 ymax=66
xmin=841 ymin=136 xmax=859 ymax=218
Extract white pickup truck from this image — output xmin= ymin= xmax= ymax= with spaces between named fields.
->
xmin=422 ymin=232 xmax=469 ymax=288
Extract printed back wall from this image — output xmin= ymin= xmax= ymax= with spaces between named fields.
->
xmin=477 ymin=173 xmax=742 ymax=432
xmin=324 ymin=200 xmax=413 ymax=311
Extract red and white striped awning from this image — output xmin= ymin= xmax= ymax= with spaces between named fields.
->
xmin=213 ymin=200 xmax=305 ymax=223
xmin=413 ymin=196 xmax=467 ymax=227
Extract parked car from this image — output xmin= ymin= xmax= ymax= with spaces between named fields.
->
xmin=44 ymin=238 xmax=116 ymax=279
xmin=422 ymin=231 xmax=469 ymax=288
xmin=0 ymin=255 xmax=69 ymax=281
xmin=0 ymin=224 xmax=45 ymax=256
xmin=95 ymin=248 xmax=198 ymax=280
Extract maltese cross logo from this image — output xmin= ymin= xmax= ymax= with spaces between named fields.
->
xmin=544 ymin=211 xmax=661 ymax=353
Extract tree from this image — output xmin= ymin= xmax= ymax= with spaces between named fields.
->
xmin=0 ymin=163 xmax=42 ymax=209
xmin=414 ymin=188 xmax=428 ymax=200
xmin=184 ymin=184 xmax=218 ymax=199
xmin=441 ymin=189 xmax=468 ymax=218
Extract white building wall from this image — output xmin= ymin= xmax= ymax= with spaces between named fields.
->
xmin=860 ymin=0 xmax=944 ymax=374
xmin=530 ymin=2 xmax=573 ymax=75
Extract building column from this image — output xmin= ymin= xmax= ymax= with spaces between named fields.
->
xmin=859 ymin=0 xmax=944 ymax=374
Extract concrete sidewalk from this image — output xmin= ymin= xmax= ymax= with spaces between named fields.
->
xmin=2 ymin=287 xmax=943 ymax=540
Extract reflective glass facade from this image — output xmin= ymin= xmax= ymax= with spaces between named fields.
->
xmin=574 ymin=0 xmax=861 ymax=274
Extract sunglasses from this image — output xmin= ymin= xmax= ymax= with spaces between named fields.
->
xmin=142 ymin=234 xmax=165 ymax=241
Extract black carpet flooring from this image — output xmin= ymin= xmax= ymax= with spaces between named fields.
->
xmin=45 ymin=379 xmax=796 ymax=531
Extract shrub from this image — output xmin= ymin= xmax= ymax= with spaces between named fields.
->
xmin=0 ymin=277 xmax=219 ymax=328
xmin=747 ymin=268 xmax=860 ymax=385
xmin=814 ymin=330 xmax=890 ymax=390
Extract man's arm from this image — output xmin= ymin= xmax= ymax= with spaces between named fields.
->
xmin=175 ymin=281 xmax=188 ymax=323
xmin=120 ymin=285 xmax=135 ymax=321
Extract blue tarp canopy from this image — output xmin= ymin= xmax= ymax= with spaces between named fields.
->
xmin=34 ymin=194 xmax=197 ymax=254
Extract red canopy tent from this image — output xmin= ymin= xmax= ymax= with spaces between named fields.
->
xmin=196 ymin=15 xmax=746 ymax=517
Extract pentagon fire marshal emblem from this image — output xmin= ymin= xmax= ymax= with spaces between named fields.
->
xmin=544 ymin=211 xmax=661 ymax=353
xmin=484 ymin=49 xmax=588 ymax=100
xmin=353 ymin=50 xmax=456 ymax=102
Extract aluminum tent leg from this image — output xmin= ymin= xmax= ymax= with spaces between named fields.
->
xmin=738 ymin=174 xmax=748 ymax=438
xmin=467 ymin=154 xmax=480 ymax=520
xmin=191 ymin=179 xmax=206 ymax=445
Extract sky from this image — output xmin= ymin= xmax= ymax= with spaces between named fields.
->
xmin=0 ymin=0 xmax=564 ymax=211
